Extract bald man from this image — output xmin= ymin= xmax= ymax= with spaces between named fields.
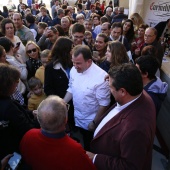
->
xmin=20 ymin=95 xmax=96 ymax=170
xmin=144 ymin=27 xmax=164 ymax=68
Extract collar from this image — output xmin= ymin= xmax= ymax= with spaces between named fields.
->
xmin=109 ymin=34 xmax=121 ymax=41
xmin=41 ymin=129 xmax=66 ymax=139
xmin=53 ymin=62 xmax=69 ymax=78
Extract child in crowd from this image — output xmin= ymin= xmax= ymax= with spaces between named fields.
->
xmin=84 ymin=31 xmax=94 ymax=51
xmin=36 ymin=22 xmax=48 ymax=42
xmin=35 ymin=49 xmax=50 ymax=85
xmin=38 ymin=6 xmax=52 ymax=26
xmin=28 ymin=77 xmax=46 ymax=110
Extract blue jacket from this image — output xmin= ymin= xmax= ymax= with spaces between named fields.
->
xmin=39 ymin=15 xmax=52 ymax=26
xmin=144 ymin=77 xmax=168 ymax=117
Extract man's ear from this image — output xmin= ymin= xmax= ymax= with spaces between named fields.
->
xmin=142 ymin=71 xmax=148 ymax=78
xmin=120 ymin=88 xmax=127 ymax=97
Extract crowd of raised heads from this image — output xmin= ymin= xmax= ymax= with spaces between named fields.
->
xmin=0 ymin=0 xmax=169 ymax=169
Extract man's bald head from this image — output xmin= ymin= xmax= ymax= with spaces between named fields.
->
xmin=37 ymin=95 xmax=67 ymax=133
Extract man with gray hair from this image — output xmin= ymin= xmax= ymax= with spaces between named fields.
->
xmin=20 ymin=95 xmax=96 ymax=170
xmin=51 ymin=8 xmax=65 ymax=26
xmin=104 ymin=7 xmax=112 ymax=23
xmin=61 ymin=17 xmax=70 ymax=36
xmin=112 ymin=6 xmax=128 ymax=23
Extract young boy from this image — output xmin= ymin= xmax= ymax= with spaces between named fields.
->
xmin=28 ymin=77 xmax=46 ymax=110
xmin=38 ymin=6 xmax=52 ymax=26
xmin=36 ymin=22 xmax=48 ymax=42
xmin=35 ymin=49 xmax=50 ymax=85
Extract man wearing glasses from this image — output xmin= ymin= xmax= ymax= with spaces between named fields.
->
xmin=72 ymin=23 xmax=87 ymax=46
xmin=144 ymin=27 xmax=163 ymax=68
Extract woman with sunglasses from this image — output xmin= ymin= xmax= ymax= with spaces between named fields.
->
xmin=1 ymin=18 xmax=27 ymax=62
xmin=25 ymin=41 xmax=42 ymax=81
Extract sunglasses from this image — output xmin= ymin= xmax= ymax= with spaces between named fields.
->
xmin=27 ymin=48 xmax=37 ymax=54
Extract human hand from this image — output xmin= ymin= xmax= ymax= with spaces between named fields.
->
xmin=135 ymin=48 xmax=140 ymax=55
xmin=13 ymin=46 xmax=20 ymax=54
xmin=27 ymin=91 xmax=34 ymax=98
xmin=44 ymin=28 xmax=53 ymax=38
xmin=131 ymin=41 xmax=137 ymax=48
xmin=15 ymin=54 xmax=24 ymax=64
xmin=88 ymin=121 xmax=95 ymax=132
xmin=92 ymin=51 xmax=100 ymax=62
xmin=86 ymin=151 xmax=95 ymax=161
xmin=33 ymin=110 xmax=38 ymax=119
xmin=1 ymin=154 xmax=13 ymax=170
xmin=104 ymin=74 xmax=109 ymax=81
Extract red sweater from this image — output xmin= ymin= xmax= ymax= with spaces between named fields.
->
xmin=20 ymin=129 xmax=96 ymax=170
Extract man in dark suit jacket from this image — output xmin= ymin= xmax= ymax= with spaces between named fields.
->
xmin=86 ymin=63 xmax=156 ymax=170
xmin=154 ymin=19 xmax=170 ymax=40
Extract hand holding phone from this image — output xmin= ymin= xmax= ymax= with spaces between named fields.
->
xmin=8 ymin=152 xmax=21 ymax=170
xmin=16 ymin=42 xmax=21 ymax=48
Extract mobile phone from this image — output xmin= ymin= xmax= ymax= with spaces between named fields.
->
xmin=93 ymin=51 xmax=99 ymax=58
xmin=16 ymin=42 xmax=21 ymax=48
xmin=8 ymin=152 xmax=22 ymax=170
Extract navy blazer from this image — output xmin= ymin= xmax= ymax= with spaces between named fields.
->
xmin=39 ymin=15 xmax=52 ymax=26
xmin=91 ymin=91 xmax=156 ymax=170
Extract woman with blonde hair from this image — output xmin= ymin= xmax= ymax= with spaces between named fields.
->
xmin=25 ymin=41 xmax=42 ymax=80
xmin=130 ymin=13 xmax=144 ymax=32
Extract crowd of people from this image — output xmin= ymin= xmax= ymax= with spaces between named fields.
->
xmin=0 ymin=0 xmax=169 ymax=169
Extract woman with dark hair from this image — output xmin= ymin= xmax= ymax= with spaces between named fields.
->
xmin=122 ymin=19 xmax=135 ymax=45
xmin=44 ymin=37 xmax=74 ymax=129
xmin=55 ymin=25 xmax=65 ymax=36
xmin=0 ymin=37 xmax=27 ymax=95
xmin=44 ymin=37 xmax=73 ymax=97
xmin=131 ymin=24 xmax=148 ymax=60
xmin=93 ymin=33 xmax=108 ymax=71
xmin=0 ymin=45 xmax=6 ymax=63
xmin=1 ymin=18 xmax=27 ymax=62
xmin=92 ymin=14 xmax=100 ymax=30
xmin=0 ymin=63 xmax=39 ymax=161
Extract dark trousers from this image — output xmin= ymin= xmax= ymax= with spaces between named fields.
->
xmin=79 ymin=127 xmax=94 ymax=151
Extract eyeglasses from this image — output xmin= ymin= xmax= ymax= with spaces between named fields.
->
xmin=27 ymin=48 xmax=37 ymax=54
xmin=72 ymin=35 xmax=84 ymax=39
xmin=66 ymin=103 xmax=70 ymax=111
xmin=144 ymin=34 xmax=155 ymax=38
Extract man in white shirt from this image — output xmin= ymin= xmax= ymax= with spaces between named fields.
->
xmin=86 ymin=63 xmax=156 ymax=170
xmin=64 ymin=45 xmax=110 ymax=151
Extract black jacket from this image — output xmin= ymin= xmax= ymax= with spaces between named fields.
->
xmin=0 ymin=97 xmax=39 ymax=159
xmin=44 ymin=62 xmax=69 ymax=98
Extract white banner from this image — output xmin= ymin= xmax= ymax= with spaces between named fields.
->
xmin=143 ymin=0 xmax=170 ymax=27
